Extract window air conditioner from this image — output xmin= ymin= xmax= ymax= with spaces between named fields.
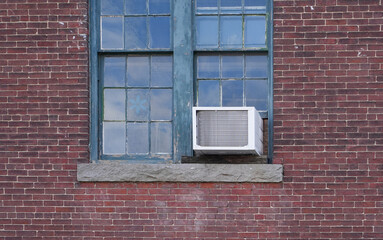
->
xmin=192 ymin=107 xmax=263 ymax=155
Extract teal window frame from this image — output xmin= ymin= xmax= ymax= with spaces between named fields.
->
xmin=90 ymin=0 xmax=273 ymax=163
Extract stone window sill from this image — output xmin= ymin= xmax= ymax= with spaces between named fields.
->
xmin=77 ymin=163 xmax=283 ymax=183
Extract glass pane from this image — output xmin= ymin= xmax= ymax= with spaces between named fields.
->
xmin=196 ymin=16 xmax=218 ymax=48
xmin=101 ymin=0 xmax=124 ymax=15
xmin=104 ymin=89 xmax=125 ymax=121
xmin=222 ymin=80 xmax=243 ymax=106
xmin=222 ymin=55 xmax=244 ymax=78
xmin=149 ymin=17 xmax=170 ymax=49
xmin=127 ymin=123 xmax=149 ymax=154
xmin=125 ymin=17 xmax=147 ymax=49
xmin=245 ymin=55 xmax=267 ymax=78
xmin=245 ymin=80 xmax=268 ymax=110
xmin=127 ymin=56 xmax=150 ymax=87
xmin=197 ymin=55 xmax=220 ymax=79
xmin=220 ymin=0 xmax=242 ymax=13
xmin=150 ymin=89 xmax=172 ymax=120
xmin=151 ymin=122 xmax=172 ymax=154
xmin=103 ymin=122 xmax=126 ymax=155
xmin=221 ymin=16 xmax=243 ymax=48
xmin=151 ymin=56 xmax=173 ymax=87
xmin=245 ymin=0 xmax=266 ymax=13
xmin=101 ymin=17 xmax=124 ymax=49
xmin=104 ymin=57 xmax=125 ymax=87
xmin=245 ymin=16 xmax=266 ymax=48
xmin=126 ymin=0 xmax=147 ymax=15
xmin=149 ymin=0 xmax=170 ymax=14
xmin=198 ymin=80 xmax=220 ymax=107
xmin=196 ymin=0 xmax=218 ymax=14
xmin=127 ymin=89 xmax=149 ymax=121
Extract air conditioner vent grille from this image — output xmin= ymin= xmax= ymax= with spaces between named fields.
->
xmin=196 ymin=110 xmax=248 ymax=147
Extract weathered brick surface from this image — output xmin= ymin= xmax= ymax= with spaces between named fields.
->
xmin=1 ymin=0 xmax=382 ymax=239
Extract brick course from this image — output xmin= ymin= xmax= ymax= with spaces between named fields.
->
xmin=0 ymin=0 xmax=382 ymax=239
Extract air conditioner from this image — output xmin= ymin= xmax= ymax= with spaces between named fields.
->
xmin=192 ymin=107 xmax=263 ymax=155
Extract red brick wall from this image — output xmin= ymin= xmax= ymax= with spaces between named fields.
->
xmin=1 ymin=0 xmax=382 ymax=239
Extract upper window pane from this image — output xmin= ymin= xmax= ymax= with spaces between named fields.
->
xmin=245 ymin=16 xmax=266 ymax=48
xmin=149 ymin=0 xmax=170 ymax=14
xmin=149 ymin=16 xmax=171 ymax=49
xmin=100 ymin=0 xmax=171 ymax=50
xmin=125 ymin=0 xmax=146 ymax=15
xmin=196 ymin=16 xmax=218 ymax=48
xmin=195 ymin=0 xmax=267 ymax=50
xmin=101 ymin=0 xmax=124 ymax=15
xmin=125 ymin=17 xmax=147 ymax=49
xmin=196 ymin=0 xmax=218 ymax=14
xmin=101 ymin=17 xmax=124 ymax=49
xmin=245 ymin=0 xmax=266 ymax=13
xmin=220 ymin=0 xmax=242 ymax=14
xmin=220 ymin=16 xmax=243 ymax=48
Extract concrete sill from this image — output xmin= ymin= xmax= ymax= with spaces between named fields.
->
xmin=77 ymin=163 xmax=283 ymax=183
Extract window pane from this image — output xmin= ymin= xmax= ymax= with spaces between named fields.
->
xmin=197 ymin=55 xmax=220 ymax=79
xmin=221 ymin=16 xmax=243 ymax=48
xmin=222 ymin=80 xmax=243 ymax=106
xmin=126 ymin=0 xmax=147 ymax=15
xmin=103 ymin=122 xmax=126 ymax=155
xmin=104 ymin=89 xmax=125 ymax=121
xmin=245 ymin=80 xmax=268 ymax=110
xmin=220 ymin=0 xmax=242 ymax=14
xmin=150 ymin=89 xmax=172 ymax=120
xmin=125 ymin=17 xmax=147 ymax=49
xmin=196 ymin=16 xmax=218 ymax=48
xmin=245 ymin=0 xmax=266 ymax=13
xmin=127 ymin=89 xmax=149 ymax=121
xmin=101 ymin=0 xmax=124 ymax=15
xmin=196 ymin=0 xmax=218 ymax=14
xmin=101 ymin=17 xmax=124 ymax=49
xmin=104 ymin=57 xmax=125 ymax=87
xmin=127 ymin=123 xmax=149 ymax=154
xmin=151 ymin=122 xmax=172 ymax=154
xmin=198 ymin=80 xmax=220 ymax=107
xmin=245 ymin=16 xmax=266 ymax=48
xmin=149 ymin=17 xmax=170 ymax=49
xmin=245 ymin=55 xmax=267 ymax=78
xmin=222 ymin=55 xmax=244 ymax=78
xmin=149 ymin=0 xmax=170 ymax=14
xmin=127 ymin=56 xmax=150 ymax=87
xmin=151 ymin=56 xmax=173 ymax=87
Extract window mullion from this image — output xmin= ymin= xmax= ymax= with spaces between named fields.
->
xmin=173 ymin=0 xmax=193 ymax=162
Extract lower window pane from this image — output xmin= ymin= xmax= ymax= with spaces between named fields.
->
xmin=104 ymin=89 xmax=125 ymax=121
xmin=127 ymin=89 xmax=149 ymax=121
xmin=127 ymin=123 xmax=149 ymax=154
xmin=101 ymin=55 xmax=173 ymax=160
xmin=103 ymin=122 xmax=126 ymax=155
xmin=151 ymin=122 xmax=172 ymax=154
xmin=198 ymin=80 xmax=220 ymax=107
xmin=245 ymin=80 xmax=268 ymax=111
xmin=150 ymin=89 xmax=172 ymax=121
xmin=222 ymin=80 xmax=243 ymax=106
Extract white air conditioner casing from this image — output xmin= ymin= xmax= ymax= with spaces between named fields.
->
xmin=192 ymin=107 xmax=263 ymax=155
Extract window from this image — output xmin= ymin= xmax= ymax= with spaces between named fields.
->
xmin=90 ymin=0 xmax=273 ymax=163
